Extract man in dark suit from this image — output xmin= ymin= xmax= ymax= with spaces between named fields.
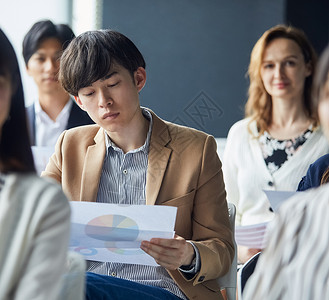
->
xmin=23 ymin=20 xmax=93 ymax=146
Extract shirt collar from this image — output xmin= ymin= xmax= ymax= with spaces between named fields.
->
xmin=34 ymin=98 xmax=73 ymax=123
xmin=104 ymin=108 xmax=153 ymax=154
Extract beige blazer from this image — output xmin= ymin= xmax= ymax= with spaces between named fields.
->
xmin=42 ymin=110 xmax=234 ymax=300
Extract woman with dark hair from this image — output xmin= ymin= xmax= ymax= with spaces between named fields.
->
xmin=222 ymin=24 xmax=329 ymax=263
xmin=244 ymin=43 xmax=329 ymax=300
xmin=0 ymin=28 xmax=71 ymax=299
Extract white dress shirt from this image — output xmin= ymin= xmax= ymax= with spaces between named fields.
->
xmin=34 ymin=99 xmax=72 ymax=147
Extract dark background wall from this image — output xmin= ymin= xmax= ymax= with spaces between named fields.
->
xmin=285 ymin=0 xmax=329 ymax=55
xmin=102 ymin=0 xmax=328 ymax=137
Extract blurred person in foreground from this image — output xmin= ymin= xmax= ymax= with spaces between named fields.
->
xmin=0 ymin=28 xmax=70 ymax=300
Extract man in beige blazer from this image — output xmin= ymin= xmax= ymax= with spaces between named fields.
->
xmin=42 ymin=29 xmax=234 ymax=300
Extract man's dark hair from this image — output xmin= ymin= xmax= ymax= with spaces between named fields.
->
xmin=59 ymin=30 xmax=146 ymax=96
xmin=0 ymin=29 xmax=35 ymax=173
xmin=22 ymin=19 xmax=75 ymax=65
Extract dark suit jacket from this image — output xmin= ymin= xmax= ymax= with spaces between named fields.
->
xmin=26 ymin=99 xmax=94 ymax=146
xmin=42 ymin=109 xmax=234 ymax=300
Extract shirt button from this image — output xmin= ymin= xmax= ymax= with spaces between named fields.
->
xmin=268 ymin=181 xmax=274 ymax=186
xmin=111 ymin=272 xmax=116 ymax=277
xmin=123 ymin=169 xmax=128 ymax=175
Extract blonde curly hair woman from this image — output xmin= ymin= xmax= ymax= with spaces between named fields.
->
xmin=222 ymin=25 xmax=329 ymax=263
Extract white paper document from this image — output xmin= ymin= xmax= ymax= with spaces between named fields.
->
xmin=31 ymin=146 xmax=54 ymax=175
xmin=69 ymin=202 xmax=177 ymax=266
xmin=264 ymin=190 xmax=298 ymax=213
xmin=235 ymin=222 xmax=268 ymax=249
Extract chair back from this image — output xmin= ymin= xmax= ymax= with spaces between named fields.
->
xmin=218 ymin=202 xmax=237 ymax=300
xmin=237 ymin=251 xmax=261 ymax=299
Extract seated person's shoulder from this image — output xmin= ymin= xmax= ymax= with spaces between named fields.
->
xmin=165 ymin=121 xmax=214 ymax=145
xmin=298 ymin=153 xmax=329 ymax=191
xmin=288 ymin=184 xmax=329 ymax=250
xmin=228 ymin=118 xmax=253 ymax=136
xmin=280 ymin=182 xmax=329 ymax=227
xmin=11 ymin=173 xmax=69 ymax=208
xmin=61 ymin=124 xmax=101 ymax=143
xmin=312 ymin=153 xmax=329 ymax=169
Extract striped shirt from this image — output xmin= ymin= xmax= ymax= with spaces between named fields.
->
xmin=87 ymin=109 xmax=187 ymax=299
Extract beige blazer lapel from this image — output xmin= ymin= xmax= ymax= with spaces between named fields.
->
xmin=146 ymin=112 xmax=172 ymax=205
xmin=80 ymin=128 xmax=106 ymax=202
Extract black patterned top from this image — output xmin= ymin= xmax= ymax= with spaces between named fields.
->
xmin=259 ymin=127 xmax=313 ymax=174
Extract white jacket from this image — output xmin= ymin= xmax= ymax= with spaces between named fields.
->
xmin=0 ymin=173 xmax=70 ymax=300
xmin=222 ymin=118 xmax=329 ymax=225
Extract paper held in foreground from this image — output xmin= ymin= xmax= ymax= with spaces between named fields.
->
xmin=264 ymin=190 xmax=298 ymax=213
xmin=69 ymin=202 xmax=177 ymax=266
xmin=235 ymin=190 xmax=298 ymax=248
xmin=235 ymin=222 xmax=268 ymax=249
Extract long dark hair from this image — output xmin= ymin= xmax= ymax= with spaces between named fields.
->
xmin=0 ymin=29 xmax=35 ymax=173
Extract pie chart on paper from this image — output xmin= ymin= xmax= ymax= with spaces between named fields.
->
xmin=85 ymin=214 xmax=144 ymax=255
